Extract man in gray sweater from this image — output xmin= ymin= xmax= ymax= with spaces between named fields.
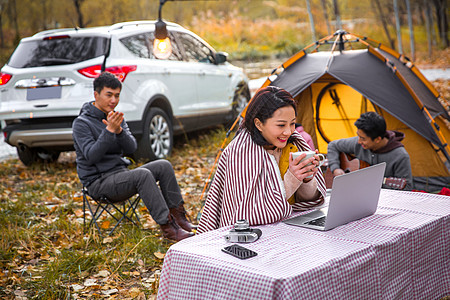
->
xmin=327 ymin=112 xmax=413 ymax=190
xmin=72 ymin=72 xmax=194 ymax=241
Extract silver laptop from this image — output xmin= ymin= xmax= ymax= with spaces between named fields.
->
xmin=283 ymin=162 xmax=386 ymax=231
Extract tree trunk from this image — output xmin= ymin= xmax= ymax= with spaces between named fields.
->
xmin=320 ymin=0 xmax=332 ymax=35
xmin=432 ymin=0 xmax=449 ymax=48
xmin=306 ymin=0 xmax=317 ymax=41
xmin=332 ymin=0 xmax=342 ymax=30
xmin=73 ymin=0 xmax=85 ymax=28
xmin=8 ymin=0 xmax=20 ymax=45
xmin=429 ymin=2 xmax=438 ymax=46
xmin=372 ymin=0 xmax=396 ymax=50
xmin=405 ymin=0 xmax=415 ymax=61
xmin=0 ymin=3 xmax=3 ymax=48
xmin=42 ymin=0 xmax=48 ymax=30
xmin=424 ymin=0 xmax=433 ymax=58
xmin=393 ymin=0 xmax=403 ymax=53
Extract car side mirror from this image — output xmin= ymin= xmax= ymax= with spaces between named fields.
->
xmin=215 ymin=52 xmax=228 ymax=65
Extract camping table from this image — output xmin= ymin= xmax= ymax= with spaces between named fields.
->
xmin=157 ymin=189 xmax=450 ymax=299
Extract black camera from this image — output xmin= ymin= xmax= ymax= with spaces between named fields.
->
xmin=224 ymin=219 xmax=262 ymax=243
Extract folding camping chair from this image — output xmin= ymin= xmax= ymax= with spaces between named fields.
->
xmin=82 ymin=186 xmax=142 ymax=236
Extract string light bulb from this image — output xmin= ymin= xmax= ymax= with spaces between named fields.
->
xmin=153 ymin=5 xmax=172 ymax=59
xmin=153 ymin=36 xmax=172 ymax=59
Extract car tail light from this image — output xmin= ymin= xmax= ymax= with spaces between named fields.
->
xmin=0 ymin=72 xmax=12 ymax=85
xmin=77 ymin=65 xmax=102 ymax=78
xmin=43 ymin=35 xmax=70 ymax=40
xmin=106 ymin=65 xmax=137 ymax=82
xmin=77 ymin=65 xmax=137 ymax=82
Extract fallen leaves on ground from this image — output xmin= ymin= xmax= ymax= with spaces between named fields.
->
xmin=0 ymin=129 xmax=224 ymax=299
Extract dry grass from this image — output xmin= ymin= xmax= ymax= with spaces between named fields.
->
xmin=0 ymin=127 xmax=227 ymax=299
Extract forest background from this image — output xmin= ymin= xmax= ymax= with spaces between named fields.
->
xmin=0 ymin=0 xmax=448 ymax=69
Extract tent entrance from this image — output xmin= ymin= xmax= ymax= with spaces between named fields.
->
xmin=315 ymin=82 xmax=379 ymax=147
xmin=295 ymin=80 xmax=378 ymax=153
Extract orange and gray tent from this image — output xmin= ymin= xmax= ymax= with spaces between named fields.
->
xmin=255 ymin=30 xmax=450 ymax=192
xmin=200 ymin=30 xmax=449 ymax=199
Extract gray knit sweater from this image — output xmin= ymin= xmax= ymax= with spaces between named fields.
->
xmin=72 ymin=101 xmax=137 ymax=187
xmin=327 ymin=131 xmax=413 ymax=190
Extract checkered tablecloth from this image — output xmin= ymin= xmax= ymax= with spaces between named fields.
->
xmin=157 ymin=189 xmax=450 ymax=299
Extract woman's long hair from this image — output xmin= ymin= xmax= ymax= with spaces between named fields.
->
xmin=241 ymin=86 xmax=297 ymax=146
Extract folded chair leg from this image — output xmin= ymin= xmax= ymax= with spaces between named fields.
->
xmin=84 ymin=195 xmax=102 ymax=236
xmin=83 ymin=194 xmax=86 ymax=229
xmin=123 ymin=197 xmax=142 ymax=226
xmin=129 ymin=196 xmax=142 ymax=225
xmin=107 ymin=197 xmax=141 ymax=235
xmin=82 ymin=188 xmax=142 ymax=236
xmin=86 ymin=198 xmax=108 ymax=237
xmin=83 ymin=189 xmax=112 ymax=237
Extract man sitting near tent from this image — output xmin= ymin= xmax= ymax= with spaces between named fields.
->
xmin=327 ymin=111 xmax=413 ymax=190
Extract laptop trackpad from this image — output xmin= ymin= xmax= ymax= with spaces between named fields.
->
xmin=283 ymin=208 xmax=328 ymax=226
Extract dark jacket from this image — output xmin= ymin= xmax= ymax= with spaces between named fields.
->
xmin=327 ymin=130 xmax=414 ymax=190
xmin=72 ymin=101 xmax=137 ymax=187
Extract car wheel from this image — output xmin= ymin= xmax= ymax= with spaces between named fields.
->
xmin=37 ymin=150 xmax=60 ymax=163
xmin=17 ymin=144 xmax=37 ymax=166
xmin=230 ymin=84 xmax=250 ymax=124
xmin=135 ymin=107 xmax=173 ymax=161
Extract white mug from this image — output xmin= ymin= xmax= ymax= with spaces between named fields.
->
xmin=292 ymin=151 xmax=325 ymax=178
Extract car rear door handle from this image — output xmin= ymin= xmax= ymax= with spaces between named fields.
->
xmin=163 ymin=69 xmax=171 ymax=75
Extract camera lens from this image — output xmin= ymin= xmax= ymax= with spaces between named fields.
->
xmin=234 ymin=219 xmax=250 ymax=231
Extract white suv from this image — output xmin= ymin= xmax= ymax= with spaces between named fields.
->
xmin=0 ymin=21 xmax=249 ymax=165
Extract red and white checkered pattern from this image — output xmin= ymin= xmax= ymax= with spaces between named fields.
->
xmin=157 ymin=189 xmax=450 ymax=299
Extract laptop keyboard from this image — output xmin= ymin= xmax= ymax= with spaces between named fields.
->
xmin=305 ymin=216 xmax=326 ymax=227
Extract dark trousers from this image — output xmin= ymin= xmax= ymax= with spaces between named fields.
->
xmin=88 ymin=159 xmax=183 ymax=225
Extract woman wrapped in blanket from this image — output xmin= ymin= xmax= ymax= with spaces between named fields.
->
xmin=197 ymin=86 xmax=326 ymax=233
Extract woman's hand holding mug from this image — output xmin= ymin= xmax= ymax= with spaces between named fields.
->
xmin=289 ymin=150 xmax=325 ymax=182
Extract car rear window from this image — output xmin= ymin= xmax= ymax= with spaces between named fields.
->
xmin=8 ymin=36 xmax=108 ymax=68
xmin=120 ymin=31 xmax=183 ymax=61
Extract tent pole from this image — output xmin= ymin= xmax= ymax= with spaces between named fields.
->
xmin=282 ymin=34 xmax=334 ymax=69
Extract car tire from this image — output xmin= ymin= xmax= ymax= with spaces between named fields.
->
xmin=135 ymin=107 xmax=173 ymax=161
xmin=37 ymin=150 xmax=60 ymax=163
xmin=226 ymin=84 xmax=250 ymax=127
xmin=17 ymin=144 xmax=37 ymax=166
xmin=17 ymin=145 xmax=61 ymax=166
